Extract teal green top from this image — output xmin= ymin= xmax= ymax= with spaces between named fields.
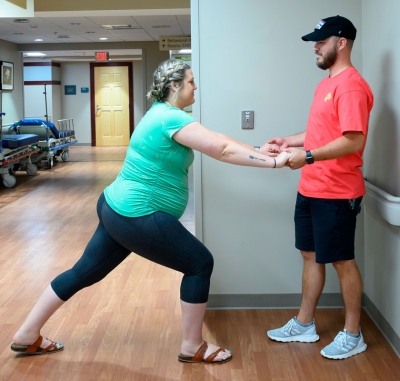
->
xmin=104 ymin=102 xmax=195 ymax=219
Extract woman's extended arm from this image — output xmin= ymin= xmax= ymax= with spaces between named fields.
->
xmin=173 ymin=122 xmax=289 ymax=168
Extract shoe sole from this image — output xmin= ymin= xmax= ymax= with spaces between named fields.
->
xmin=320 ymin=343 xmax=367 ymax=359
xmin=267 ymin=333 xmax=320 ymax=343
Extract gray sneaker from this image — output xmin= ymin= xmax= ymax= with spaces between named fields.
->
xmin=320 ymin=328 xmax=367 ymax=359
xmin=267 ymin=317 xmax=319 ymax=343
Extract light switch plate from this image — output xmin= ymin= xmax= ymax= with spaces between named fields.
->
xmin=241 ymin=110 xmax=254 ymax=129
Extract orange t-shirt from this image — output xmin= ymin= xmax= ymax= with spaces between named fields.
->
xmin=298 ymin=67 xmax=374 ymax=199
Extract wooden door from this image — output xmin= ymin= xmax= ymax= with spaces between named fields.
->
xmin=94 ymin=66 xmax=130 ymax=146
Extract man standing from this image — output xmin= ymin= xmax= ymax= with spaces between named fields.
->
xmin=262 ymin=16 xmax=374 ymax=359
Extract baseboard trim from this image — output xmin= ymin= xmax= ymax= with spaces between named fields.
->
xmin=207 ymin=293 xmax=344 ymax=309
xmin=362 ymin=294 xmax=400 ymax=357
xmin=207 ymin=293 xmax=399 ymax=357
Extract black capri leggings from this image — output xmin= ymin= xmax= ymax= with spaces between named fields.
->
xmin=51 ymin=193 xmax=214 ymax=304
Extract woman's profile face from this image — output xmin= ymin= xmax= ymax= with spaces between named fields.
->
xmin=176 ymin=69 xmax=197 ymax=108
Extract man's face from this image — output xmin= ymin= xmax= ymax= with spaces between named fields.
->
xmin=313 ymin=37 xmax=339 ymax=70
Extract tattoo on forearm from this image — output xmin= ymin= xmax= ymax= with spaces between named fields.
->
xmin=249 ymin=155 xmax=266 ymax=162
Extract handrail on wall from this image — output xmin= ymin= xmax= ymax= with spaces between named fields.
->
xmin=364 ymin=180 xmax=400 ymax=226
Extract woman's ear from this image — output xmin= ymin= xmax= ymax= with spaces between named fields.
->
xmin=171 ymin=81 xmax=179 ymax=91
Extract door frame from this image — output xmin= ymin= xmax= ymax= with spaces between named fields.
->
xmin=90 ymin=62 xmax=134 ymax=146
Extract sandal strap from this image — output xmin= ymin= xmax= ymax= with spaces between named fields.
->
xmin=192 ymin=341 xmax=208 ymax=362
xmin=42 ymin=340 xmax=58 ymax=353
xmin=25 ymin=336 xmax=44 ymax=353
xmin=205 ymin=347 xmax=224 ymax=363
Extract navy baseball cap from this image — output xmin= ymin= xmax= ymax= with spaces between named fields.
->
xmin=302 ymin=15 xmax=357 ymax=41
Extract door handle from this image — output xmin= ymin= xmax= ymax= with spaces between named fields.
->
xmin=96 ymin=105 xmax=102 ymax=110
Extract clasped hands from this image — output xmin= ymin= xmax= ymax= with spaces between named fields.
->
xmin=260 ymin=138 xmax=306 ymax=170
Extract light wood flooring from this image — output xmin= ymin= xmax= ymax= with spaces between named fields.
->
xmin=0 ymin=146 xmax=399 ymax=381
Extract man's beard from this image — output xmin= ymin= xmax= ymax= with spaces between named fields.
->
xmin=316 ymin=46 xmax=338 ymax=70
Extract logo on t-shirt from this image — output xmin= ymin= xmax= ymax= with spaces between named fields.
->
xmin=324 ymin=93 xmax=332 ymax=102
xmin=315 ymin=20 xmax=326 ymax=29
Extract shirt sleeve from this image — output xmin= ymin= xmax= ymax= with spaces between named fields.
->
xmin=162 ymin=108 xmax=195 ymax=138
xmin=337 ymin=90 xmax=370 ymax=135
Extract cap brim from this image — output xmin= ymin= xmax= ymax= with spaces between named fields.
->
xmin=301 ymin=30 xmax=332 ymax=41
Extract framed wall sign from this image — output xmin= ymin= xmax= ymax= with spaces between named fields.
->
xmin=1 ymin=61 xmax=14 ymax=91
xmin=65 ymin=85 xmax=76 ymax=95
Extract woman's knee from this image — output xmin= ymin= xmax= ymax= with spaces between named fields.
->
xmin=186 ymin=251 xmax=214 ymax=277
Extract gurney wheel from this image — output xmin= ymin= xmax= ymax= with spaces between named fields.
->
xmin=2 ymin=173 xmax=16 ymax=188
xmin=48 ymin=157 xmax=54 ymax=169
xmin=26 ymin=163 xmax=38 ymax=176
xmin=61 ymin=151 xmax=69 ymax=162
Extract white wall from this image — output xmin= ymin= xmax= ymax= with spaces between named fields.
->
xmin=362 ymin=0 xmax=400 ymax=344
xmin=60 ymin=63 xmax=92 ymax=144
xmin=0 ymin=40 xmax=24 ymax=125
xmin=193 ymin=0 xmax=363 ymax=297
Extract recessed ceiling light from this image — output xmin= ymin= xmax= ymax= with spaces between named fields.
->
xmin=24 ymin=52 xmax=47 ymax=57
xmin=14 ymin=19 xmax=29 ymax=23
xmin=99 ymin=37 xmax=108 ymax=40
xmin=34 ymin=39 xmax=43 ymax=41
xmin=85 ymin=31 xmax=95 ymax=34
xmin=13 ymin=32 xmax=24 ymax=35
xmin=152 ymin=25 xmax=171 ymax=28
xmin=70 ymin=23 xmax=81 ymax=25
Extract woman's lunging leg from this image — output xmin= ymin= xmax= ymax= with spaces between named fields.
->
xmin=12 ymin=219 xmax=131 ymax=349
xmin=12 ymin=285 xmax=64 ymax=349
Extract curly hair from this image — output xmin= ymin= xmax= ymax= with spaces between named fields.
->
xmin=147 ymin=59 xmax=191 ymax=103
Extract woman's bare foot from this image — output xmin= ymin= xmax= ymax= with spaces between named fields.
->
xmin=180 ymin=340 xmax=232 ymax=362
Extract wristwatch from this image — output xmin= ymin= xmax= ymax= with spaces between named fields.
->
xmin=253 ymin=146 xmax=260 ymax=153
xmin=305 ymin=150 xmax=314 ymax=164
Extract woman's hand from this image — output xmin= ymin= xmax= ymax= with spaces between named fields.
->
xmin=275 ymin=151 xmax=292 ymax=168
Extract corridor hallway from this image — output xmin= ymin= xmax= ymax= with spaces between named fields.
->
xmin=0 ymin=147 xmax=398 ymax=381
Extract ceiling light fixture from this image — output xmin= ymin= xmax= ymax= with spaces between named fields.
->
xmin=34 ymin=39 xmax=43 ymax=41
xmin=70 ymin=23 xmax=81 ymax=25
xmin=99 ymin=37 xmax=108 ymax=40
xmin=102 ymin=24 xmax=140 ymax=30
xmin=85 ymin=31 xmax=95 ymax=34
xmin=24 ymin=52 xmax=47 ymax=57
xmin=13 ymin=19 xmax=29 ymax=23
xmin=13 ymin=32 xmax=24 ymax=35
xmin=152 ymin=25 xmax=171 ymax=28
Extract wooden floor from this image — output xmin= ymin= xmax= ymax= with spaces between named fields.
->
xmin=0 ymin=146 xmax=398 ymax=381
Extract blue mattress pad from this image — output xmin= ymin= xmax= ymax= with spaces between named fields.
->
xmin=2 ymin=134 xmax=40 ymax=148
xmin=10 ymin=119 xmax=74 ymax=139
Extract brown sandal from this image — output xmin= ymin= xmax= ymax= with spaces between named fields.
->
xmin=178 ymin=340 xmax=232 ymax=364
xmin=11 ymin=335 xmax=64 ymax=355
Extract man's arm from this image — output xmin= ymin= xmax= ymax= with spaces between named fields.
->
xmin=286 ymin=131 xmax=365 ymax=170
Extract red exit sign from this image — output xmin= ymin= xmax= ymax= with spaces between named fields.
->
xmin=95 ymin=52 xmax=109 ymax=61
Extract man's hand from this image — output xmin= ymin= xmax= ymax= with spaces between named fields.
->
xmin=260 ymin=137 xmax=287 ymax=156
xmin=259 ymin=142 xmax=280 ymax=156
xmin=285 ymin=148 xmax=307 ymax=170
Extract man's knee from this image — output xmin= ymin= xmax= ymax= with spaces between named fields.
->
xmin=301 ymin=250 xmax=315 ymax=261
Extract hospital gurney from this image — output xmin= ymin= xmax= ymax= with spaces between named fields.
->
xmin=8 ymin=118 xmax=78 ymax=169
xmin=1 ymin=112 xmax=40 ymax=188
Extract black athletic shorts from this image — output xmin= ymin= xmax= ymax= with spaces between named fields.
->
xmin=294 ymin=192 xmax=362 ymax=264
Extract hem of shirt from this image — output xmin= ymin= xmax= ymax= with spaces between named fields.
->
xmin=298 ymin=189 xmax=366 ymax=199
